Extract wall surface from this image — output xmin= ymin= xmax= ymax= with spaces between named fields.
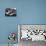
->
xmin=0 ymin=0 xmax=46 ymax=44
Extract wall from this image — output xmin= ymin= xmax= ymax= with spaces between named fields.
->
xmin=0 ymin=0 xmax=46 ymax=44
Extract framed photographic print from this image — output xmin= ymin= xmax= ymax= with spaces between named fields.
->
xmin=18 ymin=24 xmax=46 ymax=41
xmin=5 ymin=8 xmax=16 ymax=16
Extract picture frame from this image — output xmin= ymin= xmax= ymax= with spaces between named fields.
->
xmin=5 ymin=8 xmax=16 ymax=16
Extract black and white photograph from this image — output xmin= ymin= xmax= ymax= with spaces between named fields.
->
xmin=18 ymin=25 xmax=46 ymax=46
xmin=5 ymin=8 xmax=16 ymax=16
